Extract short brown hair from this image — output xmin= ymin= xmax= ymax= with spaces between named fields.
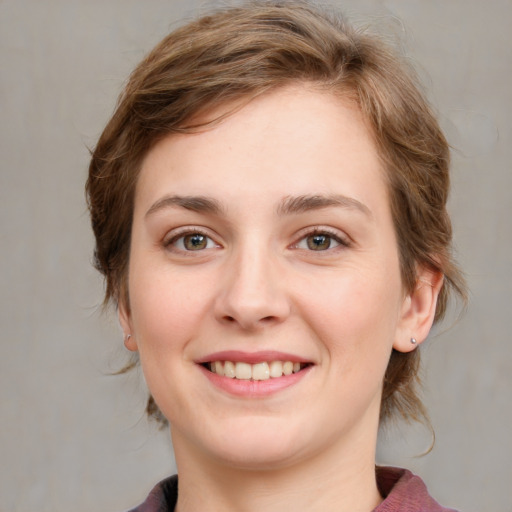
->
xmin=86 ymin=0 xmax=466 ymax=425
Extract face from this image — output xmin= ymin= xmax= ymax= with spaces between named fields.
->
xmin=121 ymin=86 xmax=426 ymax=471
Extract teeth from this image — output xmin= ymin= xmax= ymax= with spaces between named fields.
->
xmin=282 ymin=361 xmax=293 ymax=376
xmin=252 ymin=362 xmax=270 ymax=381
xmin=214 ymin=361 xmax=224 ymax=377
xmin=224 ymin=360 xmax=236 ymax=378
xmin=208 ymin=360 xmax=305 ymax=380
xmin=269 ymin=361 xmax=283 ymax=378
xmin=235 ymin=362 xmax=252 ymax=380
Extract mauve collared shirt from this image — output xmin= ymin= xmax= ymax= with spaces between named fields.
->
xmin=127 ymin=467 xmax=459 ymax=512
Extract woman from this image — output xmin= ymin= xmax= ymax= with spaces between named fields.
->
xmin=86 ymin=2 xmax=466 ymax=511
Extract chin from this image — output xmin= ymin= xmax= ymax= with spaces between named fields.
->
xmin=175 ymin=416 xmax=313 ymax=471
xmin=211 ymin=440 xmax=303 ymax=471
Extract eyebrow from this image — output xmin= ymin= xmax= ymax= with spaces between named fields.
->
xmin=276 ymin=194 xmax=372 ymax=218
xmin=145 ymin=195 xmax=224 ymax=218
xmin=145 ymin=193 xmax=371 ymax=219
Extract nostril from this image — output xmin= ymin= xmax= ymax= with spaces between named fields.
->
xmin=221 ymin=314 xmax=277 ymax=328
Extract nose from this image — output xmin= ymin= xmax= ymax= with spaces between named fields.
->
xmin=214 ymin=242 xmax=291 ymax=331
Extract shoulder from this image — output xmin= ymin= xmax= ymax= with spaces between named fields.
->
xmin=125 ymin=475 xmax=178 ymax=512
xmin=375 ymin=467 xmax=460 ymax=512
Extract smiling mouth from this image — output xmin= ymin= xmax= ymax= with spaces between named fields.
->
xmin=203 ymin=360 xmax=311 ymax=381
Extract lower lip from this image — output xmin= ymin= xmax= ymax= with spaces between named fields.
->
xmin=198 ymin=364 xmax=312 ymax=397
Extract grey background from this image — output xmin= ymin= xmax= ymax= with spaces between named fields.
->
xmin=1 ymin=0 xmax=510 ymax=511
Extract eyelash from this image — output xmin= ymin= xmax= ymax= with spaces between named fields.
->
xmin=292 ymin=227 xmax=350 ymax=252
xmin=164 ymin=227 xmax=219 ymax=253
xmin=163 ymin=226 xmax=350 ymax=254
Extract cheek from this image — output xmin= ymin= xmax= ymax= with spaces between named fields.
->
xmin=299 ymin=268 xmax=402 ymax=364
xmin=128 ymin=266 xmax=208 ymax=356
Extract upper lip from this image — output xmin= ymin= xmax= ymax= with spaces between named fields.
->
xmin=195 ymin=350 xmax=311 ymax=365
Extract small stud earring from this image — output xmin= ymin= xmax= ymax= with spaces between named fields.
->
xmin=124 ymin=333 xmax=131 ymax=341
xmin=410 ymin=337 xmax=417 ymax=345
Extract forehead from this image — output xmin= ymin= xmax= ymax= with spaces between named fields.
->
xmin=136 ymin=85 xmax=386 ymax=215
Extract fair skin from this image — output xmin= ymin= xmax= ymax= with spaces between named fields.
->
xmin=120 ymin=85 xmax=441 ymax=512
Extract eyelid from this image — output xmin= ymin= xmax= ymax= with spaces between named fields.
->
xmin=163 ymin=226 xmax=221 ymax=252
xmin=291 ymin=226 xmax=351 ymax=250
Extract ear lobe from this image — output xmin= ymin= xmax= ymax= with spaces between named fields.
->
xmin=119 ymin=299 xmax=138 ymax=352
xmin=393 ymin=268 xmax=444 ymax=353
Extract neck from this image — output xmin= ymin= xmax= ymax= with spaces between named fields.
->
xmin=172 ymin=425 xmax=382 ymax=512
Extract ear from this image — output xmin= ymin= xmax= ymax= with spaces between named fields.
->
xmin=393 ymin=267 xmax=444 ymax=353
xmin=119 ymin=298 xmax=138 ymax=352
